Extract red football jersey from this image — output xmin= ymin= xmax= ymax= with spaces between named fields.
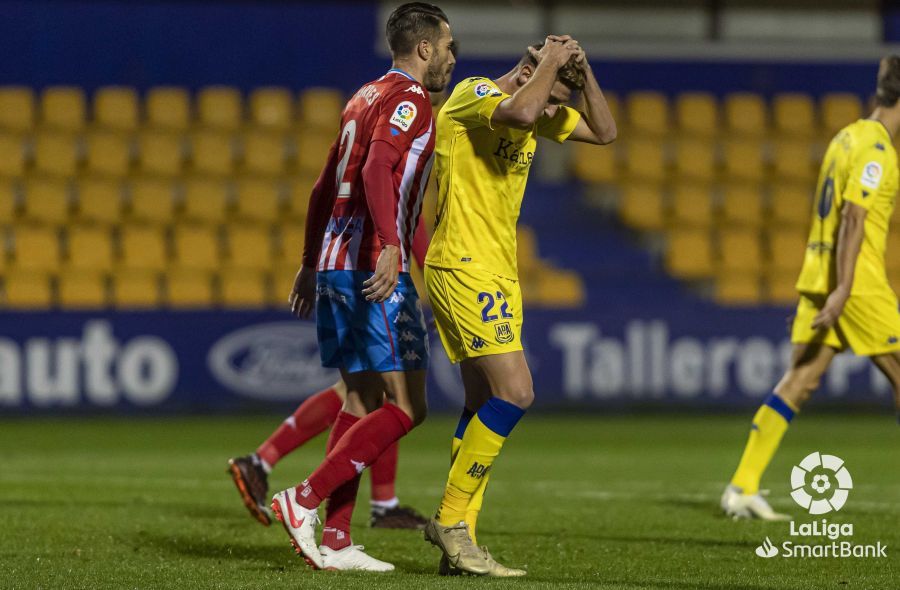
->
xmin=309 ymin=70 xmax=435 ymax=273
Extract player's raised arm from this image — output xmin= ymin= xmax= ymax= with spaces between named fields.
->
xmin=565 ymin=47 xmax=617 ymax=145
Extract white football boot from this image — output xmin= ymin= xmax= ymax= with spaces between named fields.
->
xmin=319 ymin=544 xmax=395 ymax=572
xmin=720 ymin=484 xmax=790 ymax=521
xmin=271 ymin=487 xmax=324 ymax=569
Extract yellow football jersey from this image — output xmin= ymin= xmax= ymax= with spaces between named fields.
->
xmin=425 ymin=76 xmax=581 ymax=280
xmin=795 ymin=119 xmax=899 ymax=296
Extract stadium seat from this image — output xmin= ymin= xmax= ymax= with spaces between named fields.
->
xmin=277 ymin=222 xmax=305 ymax=263
xmin=532 ymin=268 xmax=585 ymax=308
xmin=12 ymin=226 xmax=61 ymax=272
xmin=250 ymin=87 xmax=293 ymax=130
xmin=0 ymin=133 xmax=26 ymax=178
xmin=221 ymin=269 xmax=267 ymax=307
xmin=85 ymin=131 xmax=132 ymax=177
xmin=626 ymin=92 xmax=669 ymax=136
xmin=270 ymin=263 xmax=297 ymax=306
xmin=771 ymin=138 xmax=815 ymax=182
xmin=821 ymin=93 xmax=863 ymax=136
xmin=67 ymin=225 xmax=114 ymax=272
xmin=33 ymin=131 xmax=79 ymax=177
xmin=119 ymin=225 xmax=168 ymax=272
xmin=715 ymin=273 xmax=762 ymax=306
xmin=886 ymin=233 xmax=900 ymax=274
xmin=723 ymin=139 xmax=765 ymax=182
xmin=675 ymin=92 xmax=717 ymax=137
xmin=673 ymin=138 xmax=716 ymax=181
xmin=516 ymin=226 xmax=540 ymax=277
xmin=772 ymin=93 xmax=816 ymax=138
xmin=670 ymin=183 xmax=713 ymax=227
xmin=234 ymin=177 xmax=279 ymax=223
xmin=113 ymin=270 xmax=161 ymax=309
xmin=0 ymin=86 xmax=35 ymax=133
xmin=76 ymin=178 xmax=122 ymax=225
xmin=243 ymin=130 xmax=286 ymax=176
xmin=624 ymin=139 xmax=666 ymax=182
xmin=666 ymin=229 xmax=714 ymax=279
xmin=718 ymin=228 xmax=763 ymax=274
xmin=295 ymin=130 xmax=334 ymax=175
xmin=129 ymin=177 xmax=175 ymax=225
xmin=724 ymin=93 xmax=767 ymax=137
xmin=58 ymin=270 xmax=108 ymax=308
xmin=22 ymin=179 xmax=70 ymax=225
xmin=619 ymin=183 xmax=666 ymax=231
xmin=197 ymin=86 xmax=242 ymax=130
xmin=720 ymin=184 xmax=764 ymax=228
xmin=146 ymin=87 xmax=191 ymax=131
xmin=285 ymin=174 xmax=318 ymax=219
xmin=93 ymin=86 xmax=139 ymax=132
xmin=3 ymin=271 xmax=52 ymax=308
xmin=0 ymin=182 xmax=16 ymax=224
xmin=172 ymin=224 xmax=221 ymax=271
xmin=767 ymin=228 xmax=808 ymax=275
xmin=190 ymin=131 xmax=234 ymax=176
xmin=571 ymin=140 xmax=617 ymax=184
xmin=226 ymin=224 xmax=273 ymax=270
xmin=770 ymin=185 xmax=813 ymax=228
xmin=165 ymin=269 xmax=214 ymax=308
xmin=298 ymin=88 xmax=343 ymax=131
xmin=41 ymin=86 xmax=86 ymax=131
xmin=138 ymin=131 xmax=184 ymax=176
xmin=766 ymin=271 xmax=799 ymax=305
xmin=182 ymin=177 xmax=229 ymax=223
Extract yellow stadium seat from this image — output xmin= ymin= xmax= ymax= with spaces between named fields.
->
xmin=626 ymin=92 xmax=669 ymax=136
xmin=0 ymin=182 xmax=16 ymax=224
xmin=250 ymin=87 xmax=293 ymax=130
xmin=271 ymin=263 xmax=298 ymax=306
xmin=516 ymin=226 xmax=540 ymax=276
xmin=766 ymin=271 xmax=799 ymax=305
xmin=601 ymin=92 xmax=621 ymax=127
xmin=166 ymin=270 xmax=214 ymax=308
xmin=0 ymin=86 xmax=35 ymax=133
xmin=197 ymin=86 xmax=242 ymax=130
xmin=666 ymin=229 xmax=714 ymax=279
xmin=234 ymin=177 xmax=279 ymax=223
xmin=191 ymin=131 xmax=234 ymax=176
xmin=670 ymin=183 xmax=713 ymax=227
xmin=13 ymin=226 xmax=60 ymax=272
xmin=886 ymin=233 xmax=900 ymax=274
xmin=138 ymin=131 xmax=184 ymax=176
xmin=715 ymin=273 xmax=762 ymax=306
xmin=243 ymin=131 xmax=286 ymax=175
xmin=119 ymin=225 xmax=168 ymax=272
xmin=673 ymin=138 xmax=716 ymax=181
xmin=85 ymin=131 xmax=131 ymax=177
xmin=624 ymin=139 xmax=666 ymax=182
xmin=182 ymin=177 xmax=228 ymax=223
xmin=724 ymin=93 xmax=767 ymax=137
xmin=67 ymin=225 xmax=114 ymax=272
xmin=770 ymin=185 xmax=813 ymax=228
xmin=768 ymin=228 xmax=808 ymax=275
xmin=571 ymin=141 xmax=617 ymax=184
xmin=3 ymin=271 xmax=52 ymax=308
xmin=723 ymin=139 xmax=765 ymax=182
xmin=146 ymin=87 xmax=191 ymax=131
xmin=0 ymin=133 xmax=26 ymax=178
xmin=173 ymin=225 xmax=221 ymax=271
xmin=112 ymin=270 xmax=161 ymax=309
xmin=41 ymin=86 xmax=86 ymax=131
xmin=773 ymin=93 xmax=816 ymax=138
xmin=129 ymin=177 xmax=175 ymax=224
xmin=76 ymin=178 xmax=122 ymax=225
xmin=94 ymin=86 xmax=139 ymax=132
xmin=227 ymin=224 xmax=273 ymax=271
xmin=771 ymin=139 xmax=815 ymax=182
xmin=821 ymin=93 xmax=862 ymax=136
xmin=298 ymin=88 xmax=343 ymax=131
xmin=221 ymin=269 xmax=267 ymax=307
xmin=619 ymin=183 xmax=665 ymax=231
xmin=675 ymin=92 xmax=717 ymax=137
xmin=23 ymin=179 xmax=70 ymax=225
xmin=58 ymin=270 xmax=107 ymax=308
xmin=0 ymin=228 xmax=6 ymax=270
xmin=295 ymin=131 xmax=334 ymax=175
xmin=33 ymin=131 xmax=79 ymax=177
xmin=532 ymin=268 xmax=585 ymax=308
xmin=277 ymin=222 xmax=305 ymax=263
xmin=718 ymin=229 xmax=763 ymax=274
xmin=720 ymin=184 xmax=764 ymax=228
xmin=286 ymin=174 xmax=317 ymax=219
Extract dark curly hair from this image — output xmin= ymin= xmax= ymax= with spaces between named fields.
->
xmin=521 ymin=42 xmax=585 ymax=90
xmin=386 ymin=3 xmax=449 ymax=57
xmin=876 ymin=55 xmax=900 ymax=107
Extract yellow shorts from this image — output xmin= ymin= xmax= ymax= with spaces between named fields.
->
xmin=424 ymin=265 xmax=524 ymax=363
xmin=791 ymin=291 xmax=900 ymax=356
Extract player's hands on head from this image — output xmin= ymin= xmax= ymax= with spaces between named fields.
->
xmin=811 ymin=286 xmax=849 ymax=330
xmin=289 ymin=265 xmax=317 ymax=319
xmin=362 ymin=244 xmax=401 ymax=303
xmin=534 ymin=35 xmax=581 ymax=70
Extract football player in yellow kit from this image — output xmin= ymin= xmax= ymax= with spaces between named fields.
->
xmin=422 ymin=36 xmax=616 ymax=575
xmin=722 ymin=56 xmax=900 ymax=520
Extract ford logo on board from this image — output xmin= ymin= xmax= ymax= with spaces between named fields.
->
xmin=207 ymin=322 xmax=338 ymax=400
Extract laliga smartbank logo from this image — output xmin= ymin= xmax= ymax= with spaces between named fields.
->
xmin=754 ymin=453 xmax=887 ymax=559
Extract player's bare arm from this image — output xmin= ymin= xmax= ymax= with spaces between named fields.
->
xmin=565 ymin=47 xmax=617 ymax=145
xmin=811 ymin=201 xmax=867 ymax=330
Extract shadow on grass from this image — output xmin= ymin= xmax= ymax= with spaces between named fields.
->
xmin=485 ymin=529 xmax=757 ymax=550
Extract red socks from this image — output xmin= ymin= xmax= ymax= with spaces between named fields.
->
xmin=256 ymin=387 xmax=342 ymax=468
xmin=370 ymin=442 xmax=398 ymax=503
xmin=321 ymin=411 xmax=360 ymax=550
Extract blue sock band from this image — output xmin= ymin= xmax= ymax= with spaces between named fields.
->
xmin=764 ymin=393 xmax=795 ymax=423
xmin=475 ymin=397 xmax=526 ymax=438
xmin=454 ymin=407 xmax=475 ymax=439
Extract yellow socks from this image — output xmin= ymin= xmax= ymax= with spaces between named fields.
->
xmin=437 ymin=398 xmax=525 ymax=528
xmin=731 ymin=393 xmax=797 ymax=495
xmin=448 ymin=409 xmax=489 ymax=545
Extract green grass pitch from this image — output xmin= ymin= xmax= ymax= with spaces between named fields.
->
xmin=2 ymin=413 xmax=897 ymax=589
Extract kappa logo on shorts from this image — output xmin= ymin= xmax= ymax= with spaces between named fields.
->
xmin=471 ymin=336 xmax=487 ymax=350
xmin=389 ymin=291 xmax=406 ymax=304
xmin=495 ymin=322 xmax=514 ymax=344
xmin=399 ymin=330 xmax=419 ymax=342
xmin=402 ymin=350 xmax=421 ymax=362
xmin=394 ymin=311 xmax=414 ymax=324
